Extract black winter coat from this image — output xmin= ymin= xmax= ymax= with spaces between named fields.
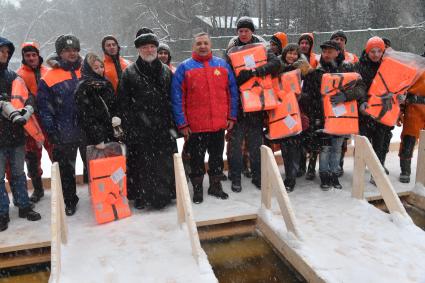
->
xmin=117 ymin=57 xmax=176 ymax=147
xmin=75 ymin=58 xmax=116 ymax=146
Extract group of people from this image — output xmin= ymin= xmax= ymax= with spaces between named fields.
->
xmin=0 ymin=16 xmax=424 ymax=232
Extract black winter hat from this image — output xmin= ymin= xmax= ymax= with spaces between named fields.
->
xmin=237 ymin=17 xmax=255 ymax=32
xmin=134 ymin=27 xmax=159 ymax=48
xmin=320 ymin=40 xmax=340 ymax=51
xmin=382 ymin=37 xmax=392 ymax=47
xmin=158 ymin=43 xmax=171 ymax=54
xmin=330 ymin=30 xmax=347 ymax=43
xmin=101 ymin=35 xmax=120 ymax=53
xmin=55 ymin=34 xmax=80 ymax=55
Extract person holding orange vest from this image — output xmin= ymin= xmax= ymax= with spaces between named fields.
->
xmin=16 ymin=42 xmax=52 ymax=203
xmin=101 ymin=35 xmax=130 ymax=93
xmin=356 ymin=37 xmax=392 ymax=180
xmin=271 ymin=43 xmax=312 ymax=192
xmin=300 ymin=40 xmax=364 ymax=190
xmin=269 ymin=32 xmax=288 ymax=56
xmin=37 ymin=34 xmax=83 ymax=216
xmin=0 ymin=37 xmax=41 ymax=232
xmin=398 ymin=70 xmax=425 ymax=183
xmin=226 ymin=17 xmax=280 ymax=192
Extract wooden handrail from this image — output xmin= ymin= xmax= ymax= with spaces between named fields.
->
xmin=49 ymin=162 xmax=67 ymax=283
xmin=173 ymin=154 xmax=203 ymax=264
xmin=352 ymin=135 xmax=409 ymax=217
xmin=416 ymin=130 xmax=425 ymax=186
xmin=260 ymin=145 xmax=301 ymax=238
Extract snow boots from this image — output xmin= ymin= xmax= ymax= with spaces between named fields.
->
xmin=19 ymin=206 xmax=41 ymax=221
xmin=399 ymin=135 xmax=416 ymax=184
xmin=330 ymin=173 xmax=342 ymax=189
xmin=0 ymin=213 xmax=10 ymax=232
xmin=208 ymin=175 xmax=228 ymax=200
xmin=320 ymin=172 xmax=331 ymax=191
xmin=191 ymin=176 xmax=204 ymax=204
xmin=29 ymin=176 xmax=44 ymax=203
xmin=399 ymin=159 xmax=411 ymax=183
xmin=306 ymin=152 xmax=318 ymax=180
xmin=231 ymin=178 xmax=242 ymax=193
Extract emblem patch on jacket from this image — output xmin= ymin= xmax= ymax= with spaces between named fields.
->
xmin=214 ymin=69 xmax=221 ymax=76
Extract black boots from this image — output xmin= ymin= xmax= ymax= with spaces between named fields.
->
xmin=208 ymin=176 xmax=228 ymax=200
xmin=284 ymin=178 xmax=295 ymax=193
xmin=399 ymin=159 xmax=411 ymax=183
xmin=19 ymin=206 xmax=41 ymax=221
xmin=320 ymin=172 xmax=331 ymax=191
xmin=191 ymin=176 xmax=204 ymax=204
xmin=231 ymin=179 xmax=242 ymax=193
xmin=306 ymin=153 xmax=318 ymax=180
xmin=0 ymin=213 xmax=10 ymax=232
xmin=330 ymin=173 xmax=342 ymax=189
xmin=134 ymin=199 xmax=145 ymax=210
xmin=30 ymin=176 xmax=44 ymax=203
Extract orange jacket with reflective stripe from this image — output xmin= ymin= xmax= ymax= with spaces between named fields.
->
xmin=16 ymin=64 xmax=50 ymax=95
xmin=104 ymin=55 xmax=130 ymax=92
xmin=344 ymin=51 xmax=359 ymax=64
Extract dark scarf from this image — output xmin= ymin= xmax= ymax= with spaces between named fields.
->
xmin=58 ymin=57 xmax=82 ymax=72
xmin=358 ymin=50 xmax=381 ymax=89
xmin=135 ymin=56 xmax=164 ymax=87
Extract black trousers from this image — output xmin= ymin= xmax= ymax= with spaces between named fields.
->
xmin=126 ymin=141 xmax=175 ymax=207
xmin=280 ymin=136 xmax=301 ymax=187
xmin=52 ymin=143 xmax=79 ymax=207
xmin=360 ymin=115 xmax=392 ymax=165
xmin=187 ymin=130 xmax=225 ymax=179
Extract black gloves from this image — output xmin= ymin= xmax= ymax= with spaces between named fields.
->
xmin=236 ymin=69 xmax=255 ymax=86
xmin=330 ymin=92 xmax=347 ymax=105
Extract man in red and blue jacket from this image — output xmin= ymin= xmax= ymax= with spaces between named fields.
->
xmin=171 ymin=32 xmax=239 ymax=204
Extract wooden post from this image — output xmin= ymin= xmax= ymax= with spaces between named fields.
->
xmin=173 ymin=154 xmax=202 ymax=264
xmin=174 ymin=155 xmax=185 ymax=226
xmin=50 ymin=162 xmax=67 ymax=283
xmin=352 ymin=135 xmax=366 ymax=199
xmin=416 ymin=130 xmax=425 ymax=186
xmin=260 ymin=146 xmax=301 ymax=238
xmin=353 ymin=136 xmax=408 ymax=216
xmin=261 ymin=147 xmax=271 ymax=209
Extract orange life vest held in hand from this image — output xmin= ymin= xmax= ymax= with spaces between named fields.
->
xmin=228 ymin=43 xmax=278 ymax=112
xmin=321 ymin=72 xmax=361 ymax=135
xmin=365 ymin=56 xmax=418 ymax=126
xmin=89 ymin=155 xmax=131 ymax=224
xmin=268 ymin=69 xmax=302 ymax=139
xmin=10 ymin=77 xmax=45 ymax=143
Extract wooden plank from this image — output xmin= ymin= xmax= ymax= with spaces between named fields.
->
xmin=366 ymin=191 xmax=411 ymax=202
xmin=198 ymin=220 xmax=256 ymax=240
xmin=416 ymin=130 xmax=425 ymax=185
xmin=196 ymin=214 xmax=257 ymax=227
xmin=261 ymin=146 xmax=272 ymax=209
xmin=360 ymin=136 xmax=408 ymax=216
xmin=352 ymin=135 xmax=366 ymax=199
xmin=173 ymin=153 xmax=203 ymax=264
xmin=262 ymin=146 xmax=301 ymax=238
xmin=50 ymin=162 xmax=62 ymax=283
xmin=0 ymin=252 xmax=51 ymax=269
xmin=257 ymin=218 xmax=326 ymax=283
xmin=174 ymin=155 xmax=185 ymax=226
xmin=0 ymin=241 xmax=51 ymax=254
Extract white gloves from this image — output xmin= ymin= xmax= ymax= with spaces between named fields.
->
xmin=95 ymin=142 xmax=106 ymax=149
xmin=112 ymin=116 xmax=121 ymax=127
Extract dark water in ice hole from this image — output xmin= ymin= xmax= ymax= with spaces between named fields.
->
xmin=201 ymin=233 xmax=305 ymax=283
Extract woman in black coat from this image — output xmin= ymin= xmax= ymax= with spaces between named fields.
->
xmin=75 ymin=53 xmax=116 ymax=148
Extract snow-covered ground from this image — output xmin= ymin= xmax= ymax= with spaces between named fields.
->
xmin=3 ymin=148 xmax=424 ymax=283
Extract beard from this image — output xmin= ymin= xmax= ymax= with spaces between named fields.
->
xmin=140 ymin=53 xmax=157 ymax=63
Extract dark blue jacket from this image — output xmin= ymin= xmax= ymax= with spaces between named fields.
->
xmin=36 ymin=56 xmax=82 ymax=144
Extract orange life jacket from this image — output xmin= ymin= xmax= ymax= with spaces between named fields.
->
xmin=268 ymin=69 xmax=302 ymax=139
xmin=321 ymin=72 xmax=361 ymax=135
xmin=89 ymin=155 xmax=131 ymax=224
xmin=228 ymin=43 xmax=278 ymax=112
xmin=104 ymin=55 xmax=130 ymax=93
xmin=365 ymin=56 xmax=418 ymax=126
xmin=10 ymin=76 xmax=45 ymax=143
xmin=16 ymin=64 xmax=49 ymax=96
xmin=344 ymin=51 xmax=359 ymax=64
